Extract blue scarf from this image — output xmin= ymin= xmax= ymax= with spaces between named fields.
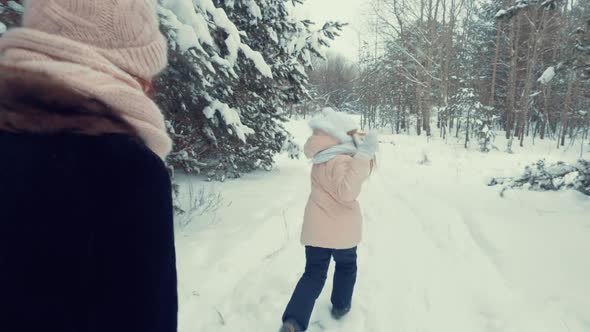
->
xmin=312 ymin=143 xmax=358 ymax=164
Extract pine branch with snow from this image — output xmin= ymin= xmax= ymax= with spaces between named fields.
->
xmin=156 ymin=0 xmax=342 ymax=179
xmin=0 ymin=0 xmax=24 ymax=34
xmin=495 ymin=0 xmax=561 ymax=20
xmin=489 ymin=159 xmax=590 ymax=196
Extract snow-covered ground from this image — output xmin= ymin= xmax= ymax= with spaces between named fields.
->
xmin=174 ymin=119 xmax=590 ymax=332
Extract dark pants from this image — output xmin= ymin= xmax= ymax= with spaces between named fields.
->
xmin=283 ymin=246 xmax=358 ymax=331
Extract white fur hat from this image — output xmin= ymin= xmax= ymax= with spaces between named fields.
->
xmin=309 ymin=108 xmax=360 ymax=143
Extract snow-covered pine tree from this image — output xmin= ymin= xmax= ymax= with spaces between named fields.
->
xmin=157 ymin=0 xmax=343 ymax=180
xmin=457 ymin=5 xmax=501 ymax=152
xmin=464 ymin=1 xmax=507 ymax=110
xmin=0 ymin=0 xmax=24 ymax=34
xmin=475 ymin=106 xmax=498 ymax=153
xmin=573 ymin=2 xmax=590 ymax=80
xmin=494 ymin=0 xmax=561 ymax=20
xmin=448 ymin=87 xmax=498 ymax=151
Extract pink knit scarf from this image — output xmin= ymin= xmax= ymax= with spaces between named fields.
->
xmin=0 ymin=28 xmax=172 ymax=159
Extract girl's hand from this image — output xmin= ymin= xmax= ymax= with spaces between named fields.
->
xmin=356 ymin=131 xmax=378 ymax=160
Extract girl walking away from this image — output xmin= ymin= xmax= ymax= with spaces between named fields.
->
xmin=0 ymin=1 xmax=177 ymax=332
xmin=280 ymin=108 xmax=378 ymax=332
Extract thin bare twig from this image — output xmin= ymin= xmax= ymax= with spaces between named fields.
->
xmin=215 ymin=308 xmax=226 ymax=326
xmin=264 ymin=210 xmax=290 ymax=260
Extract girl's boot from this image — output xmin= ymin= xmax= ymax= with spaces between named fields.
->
xmin=279 ymin=319 xmax=303 ymax=332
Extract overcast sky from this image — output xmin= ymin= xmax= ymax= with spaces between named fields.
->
xmin=293 ymin=0 xmax=368 ymax=61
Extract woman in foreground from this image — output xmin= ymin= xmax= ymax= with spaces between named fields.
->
xmin=0 ymin=1 xmax=177 ymax=331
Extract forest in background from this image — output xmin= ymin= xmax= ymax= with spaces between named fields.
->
xmin=306 ymin=0 xmax=590 ymax=154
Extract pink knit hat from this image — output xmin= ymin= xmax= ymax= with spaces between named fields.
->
xmin=22 ymin=0 xmax=168 ymax=80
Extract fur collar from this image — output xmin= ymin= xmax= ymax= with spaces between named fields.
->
xmin=0 ymin=65 xmax=138 ymax=137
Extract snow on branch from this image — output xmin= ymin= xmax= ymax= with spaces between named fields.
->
xmin=159 ymin=0 xmax=272 ymax=78
xmin=203 ymin=97 xmax=254 ymax=143
xmin=489 ymin=160 xmax=590 ymax=196
xmin=537 ymin=66 xmax=556 ymax=84
xmin=7 ymin=1 xmax=24 ymax=13
xmin=158 ymin=6 xmax=208 ymax=53
xmin=160 ymin=0 xmax=213 ymax=50
xmin=286 ymin=20 xmax=346 ymax=66
xmin=495 ymin=0 xmax=562 ymax=20
xmin=198 ymin=0 xmax=272 ymax=77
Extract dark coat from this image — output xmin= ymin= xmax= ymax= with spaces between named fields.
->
xmin=0 ymin=66 xmax=178 ymax=332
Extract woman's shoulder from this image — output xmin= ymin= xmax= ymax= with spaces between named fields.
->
xmin=323 ymin=154 xmax=354 ymax=175
xmin=325 ymin=154 xmax=370 ymax=176
xmin=94 ymin=134 xmax=169 ymax=180
xmin=330 ymin=154 xmax=354 ymax=163
xmin=333 ymin=154 xmax=358 ymax=166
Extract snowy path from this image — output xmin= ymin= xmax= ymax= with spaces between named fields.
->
xmin=175 ymin=120 xmax=590 ymax=332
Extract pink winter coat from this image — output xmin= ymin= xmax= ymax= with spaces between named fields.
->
xmin=301 ymin=130 xmax=371 ymax=250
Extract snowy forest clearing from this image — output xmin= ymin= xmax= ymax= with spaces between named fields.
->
xmin=0 ymin=0 xmax=587 ymax=331
xmin=174 ymin=119 xmax=590 ymax=332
